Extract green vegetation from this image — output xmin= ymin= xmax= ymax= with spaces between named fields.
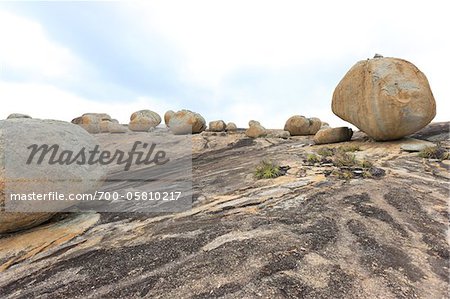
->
xmin=317 ymin=147 xmax=334 ymax=157
xmin=306 ymin=143 xmax=384 ymax=180
xmin=332 ymin=169 xmax=354 ymax=180
xmin=359 ymin=159 xmax=373 ymax=169
xmin=362 ymin=169 xmax=373 ymax=178
xmin=418 ymin=144 xmax=449 ymax=161
xmin=306 ymin=153 xmax=321 ymax=164
xmin=254 ymin=160 xmax=282 ymax=179
xmin=333 ymin=152 xmax=357 ymax=167
xmin=338 ymin=144 xmax=361 ymax=153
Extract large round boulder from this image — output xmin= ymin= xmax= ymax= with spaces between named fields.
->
xmin=332 ymin=57 xmax=436 ymax=141
xmin=313 ymin=127 xmax=353 ymax=144
xmin=129 ymin=110 xmax=161 ymax=132
xmin=284 ymin=115 xmax=321 ymax=136
xmin=0 ymin=119 xmax=106 ymax=234
xmin=169 ymin=110 xmax=206 ymax=135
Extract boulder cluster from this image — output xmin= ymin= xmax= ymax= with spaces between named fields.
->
xmin=72 ymin=113 xmax=126 ymax=134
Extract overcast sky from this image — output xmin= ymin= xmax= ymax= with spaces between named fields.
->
xmin=0 ymin=0 xmax=448 ymax=128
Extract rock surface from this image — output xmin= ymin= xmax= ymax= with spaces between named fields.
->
xmin=266 ymin=130 xmax=291 ymax=139
xmin=0 ymin=122 xmax=448 ymax=299
xmin=169 ymin=110 xmax=206 ymax=135
xmin=314 ymin=127 xmax=353 ymax=144
xmin=108 ymin=123 xmax=128 ymax=134
xmin=284 ymin=115 xmax=321 ymax=136
xmin=400 ymin=139 xmax=436 ymax=152
xmin=129 ymin=110 xmax=161 ymax=132
xmin=0 ymin=119 xmax=106 ymax=234
xmin=6 ymin=113 xmax=31 ymax=119
xmin=332 ymin=57 xmax=436 ymax=141
xmin=209 ymin=120 xmax=226 ymax=132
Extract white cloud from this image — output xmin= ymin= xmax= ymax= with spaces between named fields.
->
xmin=131 ymin=1 xmax=447 ymax=84
xmin=125 ymin=0 xmax=449 ymax=124
xmin=0 ymin=10 xmax=82 ymax=79
xmin=1 ymin=2 xmax=448 ymax=130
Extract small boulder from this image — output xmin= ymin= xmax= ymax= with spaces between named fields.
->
xmin=129 ymin=110 xmax=161 ymax=132
xmin=7 ymin=113 xmax=32 ymax=119
xmin=249 ymin=120 xmax=260 ymax=127
xmin=313 ymin=127 xmax=353 ymax=144
xmin=332 ymin=57 xmax=436 ymax=140
xmin=225 ymin=122 xmax=237 ymax=132
xmin=246 ymin=123 xmax=267 ymax=138
xmin=284 ymin=115 xmax=321 ymax=136
xmin=164 ymin=110 xmax=175 ymax=127
xmin=71 ymin=113 xmax=112 ymax=134
xmin=209 ymin=120 xmax=226 ymax=132
xmin=169 ymin=110 xmax=206 ymax=135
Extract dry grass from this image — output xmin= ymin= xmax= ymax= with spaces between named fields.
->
xmin=418 ymin=144 xmax=449 ymax=161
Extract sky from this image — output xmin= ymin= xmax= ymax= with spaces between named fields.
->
xmin=0 ymin=0 xmax=448 ymax=128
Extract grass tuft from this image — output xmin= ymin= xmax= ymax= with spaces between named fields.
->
xmin=254 ymin=160 xmax=282 ymax=179
xmin=306 ymin=153 xmax=321 ymax=164
xmin=418 ymin=144 xmax=449 ymax=161
xmin=317 ymin=147 xmax=334 ymax=157
xmin=338 ymin=144 xmax=361 ymax=153
xmin=333 ymin=152 xmax=357 ymax=167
